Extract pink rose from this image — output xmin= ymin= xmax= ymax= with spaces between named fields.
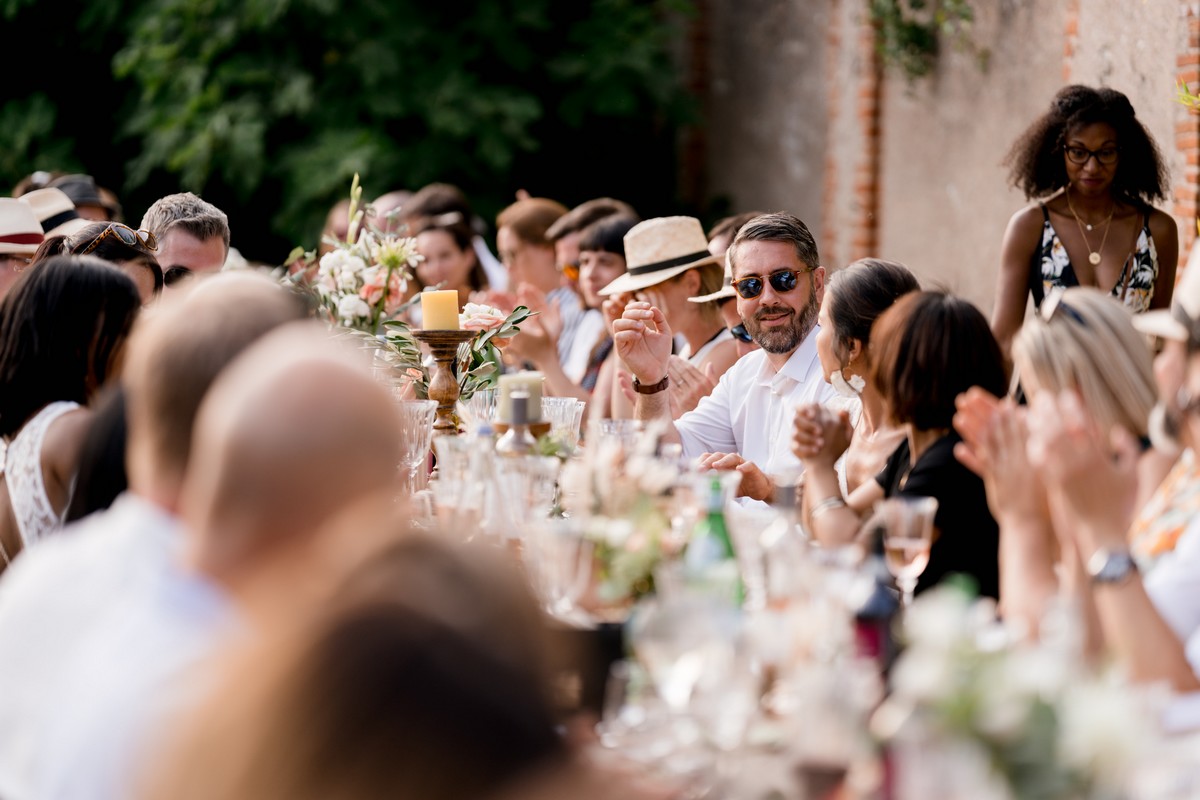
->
xmin=459 ymin=302 xmax=507 ymax=332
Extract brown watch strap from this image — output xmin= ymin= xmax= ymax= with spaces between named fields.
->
xmin=633 ymin=375 xmax=670 ymax=394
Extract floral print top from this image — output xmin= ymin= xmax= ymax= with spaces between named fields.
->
xmin=1031 ymin=203 xmax=1159 ymax=313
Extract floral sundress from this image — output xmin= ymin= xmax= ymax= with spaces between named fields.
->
xmin=1030 ymin=203 xmax=1159 ymax=313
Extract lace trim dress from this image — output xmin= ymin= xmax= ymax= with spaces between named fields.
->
xmin=3 ymin=401 xmax=82 ymax=552
xmin=1030 ymin=203 xmax=1159 ymax=313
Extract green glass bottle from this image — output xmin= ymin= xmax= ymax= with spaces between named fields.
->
xmin=684 ymin=474 xmax=743 ymax=605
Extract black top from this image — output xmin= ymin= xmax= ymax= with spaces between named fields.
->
xmin=874 ymin=432 xmax=1000 ymax=599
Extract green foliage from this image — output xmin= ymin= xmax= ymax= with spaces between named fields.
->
xmin=869 ymin=0 xmax=988 ymax=81
xmin=3 ymin=0 xmax=694 ymax=262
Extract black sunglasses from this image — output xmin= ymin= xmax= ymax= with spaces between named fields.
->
xmin=730 ymin=323 xmax=753 ymax=343
xmin=731 ymin=267 xmax=812 ymax=300
xmin=77 ymin=223 xmax=158 ymax=257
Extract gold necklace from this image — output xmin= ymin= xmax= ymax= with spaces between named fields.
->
xmin=1066 ymin=186 xmax=1115 ymax=266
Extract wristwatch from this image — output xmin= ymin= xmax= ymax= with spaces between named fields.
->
xmin=1086 ymin=548 xmax=1139 ymax=585
xmin=633 ymin=375 xmax=670 ymax=395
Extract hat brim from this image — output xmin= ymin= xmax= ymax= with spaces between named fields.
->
xmin=688 ymin=285 xmax=736 ymax=303
xmin=598 ymin=254 xmax=722 ymax=297
xmin=0 ymin=241 xmax=40 ymax=255
xmin=1132 ymin=309 xmax=1188 ymax=342
xmin=45 ymin=218 xmax=91 ymax=239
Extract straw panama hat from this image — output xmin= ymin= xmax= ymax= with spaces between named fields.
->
xmin=1133 ymin=243 xmax=1200 ymax=343
xmin=0 ymin=198 xmax=44 ymax=255
xmin=19 ymin=188 xmax=90 ymax=238
xmin=597 ymin=216 xmax=722 ymax=296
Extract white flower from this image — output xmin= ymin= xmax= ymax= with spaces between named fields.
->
xmin=901 ymin=584 xmax=973 ymax=651
xmin=973 ymin=659 xmax=1034 ymax=741
xmin=889 ymin=647 xmax=957 ymax=704
xmin=460 ymin=303 xmax=507 ymax=332
xmin=1058 ymin=679 xmax=1151 ymax=788
xmin=337 ymin=294 xmax=371 ymax=322
xmin=370 ymin=233 xmax=423 ymax=271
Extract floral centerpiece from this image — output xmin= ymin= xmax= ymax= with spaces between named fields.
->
xmin=873 ymin=582 xmax=1158 ymax=800
xmin=558 ymin=422 xmax=684 ymax=607
xmin=285 ymin=175 xmax=533 ymax=402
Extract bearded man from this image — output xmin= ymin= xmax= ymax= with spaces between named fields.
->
xmin=613 ymin=212 xmax=835 ymax=502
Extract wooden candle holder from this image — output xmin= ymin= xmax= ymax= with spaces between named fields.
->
xmin=413 ymin=330 xmax=475 ymax=436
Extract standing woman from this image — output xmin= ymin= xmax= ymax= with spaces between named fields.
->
xmin=992 ymin=85 xmax=1178 ymax=364
xmin=0 ymin=256 xmax=141 ymax=568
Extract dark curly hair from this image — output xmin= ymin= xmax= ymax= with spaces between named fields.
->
xmin=1004 ymin=84 xmax=1168 ymax=204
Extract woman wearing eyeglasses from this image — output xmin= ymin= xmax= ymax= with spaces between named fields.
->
xmin=33 ymin=221 xmax=164 ymax=304
xmin=992 ymin=84 xmax=1178 ymax=369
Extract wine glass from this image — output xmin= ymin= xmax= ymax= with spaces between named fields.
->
xmin=464 ymin=387 xmax=498 ymax=432
xmin=870 ymin=496 xmax=938 ymax=610
xmin=396 ymin=399 xmax=437 ymax=496
xmin=526 ymin=516 xmax=594 ymax=621
xmin=542 ymin=397 xmax=586 ymax=450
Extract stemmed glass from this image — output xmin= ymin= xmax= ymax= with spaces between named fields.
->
xmin=396 ymin=399 xmax=438 ymax=496
xmin=464 ymin=387 xmax=498 ymax=432
xmin=526 ymin=516 xmax=594 ymax=621
xmin=541 ymin=397 xmax=586 ymax=450
xmin=871 ymin=496 xmax=938 ymax=610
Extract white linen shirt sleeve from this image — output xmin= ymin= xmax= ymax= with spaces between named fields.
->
xmin=675 ymin=363 xmax=740 ymax=458
xmin=1145 ymin=515 xmax=1200 ymax=676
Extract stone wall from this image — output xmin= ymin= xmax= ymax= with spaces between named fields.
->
xmin=703 ymin=0 xmax=1195 ymax=318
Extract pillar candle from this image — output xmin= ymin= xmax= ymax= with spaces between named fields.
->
xmin=497 ymin=371 xmax=545 ymax=424
xmin=420 ymin=290 xmax=460 ymax=330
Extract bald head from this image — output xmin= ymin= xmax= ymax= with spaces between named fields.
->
xmin=181 ymin=322 xmax=403 ymax=581
xmin=122 ymin=271 xmax=310 ymax=508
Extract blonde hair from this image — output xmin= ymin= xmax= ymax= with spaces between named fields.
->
xmin=1012 ymin=286 xmax=1156 ymax=437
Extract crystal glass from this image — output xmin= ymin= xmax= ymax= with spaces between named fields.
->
xmin=396 ymin=399 xmax=437 ymax=496
xmin=542 ymin=397 xmax=586 ymax=451
xmin=463 ymin=387 xmax=498 ymax=432
xmin=525 ymin=516 xmax=594 ymax=621
xmin=588 ymin=417 xmax=643 ymax=450
xmin=870 ymin=496 xmax=938 ymax=610
xmin=628 ymin=589 xmax=740 ymax=714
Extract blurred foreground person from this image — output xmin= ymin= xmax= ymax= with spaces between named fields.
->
xmin=0 ymin=256 xmax=140 ymax=566
xmin=0 ymin=299 xmax=405 ymax=800
xmin=141 ymin=525 xmax=662 ymax=800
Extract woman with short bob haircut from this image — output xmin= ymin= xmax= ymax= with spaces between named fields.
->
xmin=796 ymin=291 xmax=1007 ymax=600
xmin=0 ymin=255 xmax=141 ymax=567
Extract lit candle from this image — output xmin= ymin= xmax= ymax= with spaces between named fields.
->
xmin=420 ymin=290 xmax=460 ymax=330
xmin=497 ymin=371 xmax=545 ymax=424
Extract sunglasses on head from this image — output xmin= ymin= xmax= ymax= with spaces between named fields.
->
xmin=730 ymin=323 xmax=753 ymax=343
xmin=731 ymin=267 xmax=813 ymax=300
xmin=77 ymin=223 xmax=158 ymax=257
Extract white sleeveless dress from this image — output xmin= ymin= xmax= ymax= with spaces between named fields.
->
xmin=1 ymin=401 xmax=82 ymax=561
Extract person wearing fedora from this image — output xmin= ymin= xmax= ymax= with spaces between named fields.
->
xmin=613 ymin=212 xmax=836 ymax=502
xmin=18 ymin=188 xmax=91 ymax=239
xmin=0 ymin=199 xmax=44 ymax=301
xmin=600 ymin=217 xmax=739 ymax=420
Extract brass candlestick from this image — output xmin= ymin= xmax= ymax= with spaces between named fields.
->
xmin=413 ymin=330 xmax=475 ymax=436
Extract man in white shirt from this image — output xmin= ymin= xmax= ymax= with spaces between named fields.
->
xmin=0 ymin=273 xmax=310 ymax=800
xmin=613 ymin=212 xmax=835 ymax=502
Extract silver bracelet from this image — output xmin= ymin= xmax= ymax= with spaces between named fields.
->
xmin=810 ymin=496 xmax=847 ymax=520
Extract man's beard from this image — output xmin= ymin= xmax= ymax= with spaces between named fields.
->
xmin=744 ymin=285 xmax=820 ymax=354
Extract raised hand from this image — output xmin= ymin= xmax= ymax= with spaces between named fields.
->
xmin=517 ymin=283 xmax=562 ymax=342
xmin=792 ymin=402 xmax=852 ymax=467
xmin=602 ymin=292 xmax=634 ymax=335
xmin=952 ymin=395 xmax=1047 ymax=527
xmin=612 ymin=302 xmax=672 ymax=385
xmin=1025 ymin=390 xmax=1141 ymax=543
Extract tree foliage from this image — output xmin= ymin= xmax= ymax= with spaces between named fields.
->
xmin=3 ymin=0 xmax=696 ymax=262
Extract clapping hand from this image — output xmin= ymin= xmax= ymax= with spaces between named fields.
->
xmin=517 ymin=283 xmax=563 ymax=342
xmin=792 ymin=403 xmax=852 ymax=467
xmin=952 ymin=388 xmax=1048 ymax=526
xmin=1024 ymin=390 xmax=1141 ymax=545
